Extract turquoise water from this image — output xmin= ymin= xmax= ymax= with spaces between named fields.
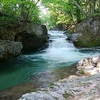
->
xmin=0 ymin=30 xmax=100 ymax=90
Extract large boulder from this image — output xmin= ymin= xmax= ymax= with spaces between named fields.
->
xmin=72 ymin=16 xmax=100 ymax=47
xmin=15 ymin=24 xmax=48 ymax=51
xmin=0 ymin=40 xmax=23 ymax=61
xmin=0 ymin=23 xmax=48 ymax=51
xmin=76 ymin=56 xmax=100 ymax=75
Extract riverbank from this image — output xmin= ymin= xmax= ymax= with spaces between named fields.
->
xmin=19 ymin=73 xmax=100 ymax=100
xmin=19 ymin=56 xmax=100 ymax=100
xmin=0 ymin=64 xmax=76 ymax=100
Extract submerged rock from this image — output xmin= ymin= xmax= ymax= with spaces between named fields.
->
xmin=19 ymin=74 xmax=100 ymax=100
xmin=0 ymin=40 xmax=23 ymax=61
xmin=76 ymin=56 xmax=100 ymax=75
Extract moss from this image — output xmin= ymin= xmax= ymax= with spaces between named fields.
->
xmin=63 ymin=91 xmax=72 ymax=99
xmin=74 ymin=33 xmax=100 ymax=48
xmin=49 ymin=83 xmax=55 ymax=88
xmin=79 ymin=70 xmax=85 ymax=75
xmin=72 ymin=15 xmax=100 ymax=48
xmin=31 ymin=88 xmax=41 ymax=92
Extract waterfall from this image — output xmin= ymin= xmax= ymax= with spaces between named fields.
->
xmin=34 ymin=30 xmax=99 ymax=63
xmin=0 ymin=30 xmax=100 ymax=91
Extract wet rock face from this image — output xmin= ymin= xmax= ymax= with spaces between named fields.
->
xmin=76 ymin=56 xmax=100 ymax=75
xmin=15 ymin=24 xmax=48 ymax=51
xmin=0 ymin=40 xmax=23 ymax=61
xmin=73 ymin=16 xmax=100 ymax=47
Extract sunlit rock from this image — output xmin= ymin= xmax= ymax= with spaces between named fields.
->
xmin=76 ymin=56 xmax=100 ymax=75
xmin=68 ymin=75 xmax=79 ymax=80
xmin=19 ymin=74 xmax=100 ymax=100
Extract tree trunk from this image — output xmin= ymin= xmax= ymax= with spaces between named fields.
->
xmin=20 ymin=2 xmax=26 ymax=21
xmin=76 ymin=0 xmax=81 ymax=23
xmin=90 ymin=1 xmax=92 ymax=14
xmin=92 ymin=0 xmax=96 ymax=14
xmin=72 ymin=0 xmax=87 ymax=17
xmin=99 ymin=0 xmax=100 ymax=13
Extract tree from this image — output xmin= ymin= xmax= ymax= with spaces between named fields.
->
xmin=98 ymin=0 xmax=100 ymax=14
xmin=0 ymin=0 xmax=41 ymax=27
xmin=41 ymin=0 xmax=100 ymax=29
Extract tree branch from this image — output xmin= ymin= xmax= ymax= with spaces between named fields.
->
xmin=72 ymin=0 xmax=88 ymax=17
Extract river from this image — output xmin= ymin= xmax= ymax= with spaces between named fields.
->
xmin=0 ymin=30 xmax=100 ymax=98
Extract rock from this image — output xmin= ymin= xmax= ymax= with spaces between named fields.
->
xmin=68 ymin=75 xmax=80 ymax=80
xmin=19 ymin=74 xmax=100 ymax=100
xmin=72 ymin=16 xmax=100 ymax=48
xmin=0 ymin=23 xmax=48 ymax=51
xmin=76 ymin=56 xmax=100 ymax=75
xmin=66 ymin=33 xmax=82 ymax=42
xmin=15 ymin=24 xmax=48 ymax=51
xmin=0 ymin=40 xmax=23 ymax=61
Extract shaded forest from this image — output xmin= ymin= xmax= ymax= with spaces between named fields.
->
xmin=0 ymin=0 xmax=100 ymax=29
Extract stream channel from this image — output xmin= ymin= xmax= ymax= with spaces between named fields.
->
xmin=0 ymin=30 xmax=100 ymax=99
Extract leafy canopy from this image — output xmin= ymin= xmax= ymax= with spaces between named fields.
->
xmin=0 ymin=0 xmax=41 ymax=27
xmin=41 ymin=0 xmax=100 ymax=29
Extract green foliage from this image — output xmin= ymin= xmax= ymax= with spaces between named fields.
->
xmin=41 ymin=0 xmax=77 ymax=28
xmin=0 ymin=0 xmax=99 ymax=28
xmin=41 ymin=0 xmax=100 ymax=29
xmin=0 ymin=0 xmax=41 ymax=27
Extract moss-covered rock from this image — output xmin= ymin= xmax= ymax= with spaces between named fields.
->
xmin=73 ymin=33 xmax=100 ymax=48
xmin=71 ymin=16 xmax=100 ymax=48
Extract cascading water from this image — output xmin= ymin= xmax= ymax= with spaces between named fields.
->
xmin=28 ymin=30 xmax=99 ymax=65
xmin=0 ymin=30 xmax=100 ymax=91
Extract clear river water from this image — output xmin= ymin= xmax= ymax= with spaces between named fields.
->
xmin=0 ymin=30 xmax=100 ymax=92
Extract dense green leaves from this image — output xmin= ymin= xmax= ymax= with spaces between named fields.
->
xmin=0 ymin=0 xmax=41 ymax=27
xmin=41 ymin=0 xmax=100 ymax=29
xmin=0 ymin=0 xmax=100 ymax=28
